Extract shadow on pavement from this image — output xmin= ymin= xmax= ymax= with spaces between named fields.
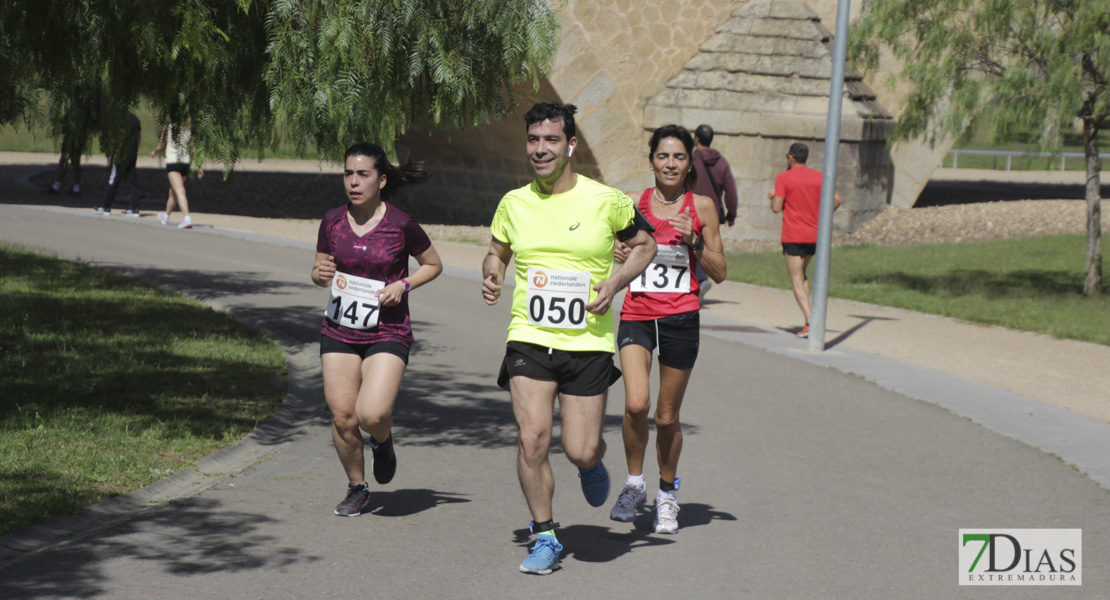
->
xmin=366 ymin=488 xmax=470 ymax=517
xmin=507 ymin=503 xmax=735 ymax=566
xmin=0 ymin=498 xmax=321 ymax=600
xmin=825 ymin=315 xmax=899 ymax=350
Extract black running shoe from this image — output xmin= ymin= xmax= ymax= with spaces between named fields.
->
xmin=334 ymin=483 xmax=371 ymax=517
xmin=372 ymin=434 xmax=397 ymax=485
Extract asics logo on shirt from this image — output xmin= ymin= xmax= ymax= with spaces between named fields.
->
xmin=569 ymin=222 xmax=580 ymax=230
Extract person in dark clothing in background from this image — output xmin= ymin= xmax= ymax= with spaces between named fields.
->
xmin=95 ymin=112 xmax=143 ymax=215
xmin=690 ymin=124 xmax=738 ymax=300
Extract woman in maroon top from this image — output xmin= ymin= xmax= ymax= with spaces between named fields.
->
xmin=311 ymin=142 xmax=443 ymax=517
xmin=610 ymin=125 xmax=726 ymax=534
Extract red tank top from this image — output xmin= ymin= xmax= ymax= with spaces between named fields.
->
xmin=620 ymin=189 xmax=703 ymax=321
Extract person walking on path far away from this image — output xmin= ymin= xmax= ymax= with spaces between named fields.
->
xmin=95 ymin=112 xmax=143 ymax=216
xmin=768 ymin=142 xmax=842 ymax=338
xmin=151 ymin=123 xmax=200 ymax=229
xmin=44 ymin=96 xmax=93 ymax=197
xmin=690 ymin=124 xmax=737 ymax=300
xmin=481 ymin=102 xmax=657 ymax=575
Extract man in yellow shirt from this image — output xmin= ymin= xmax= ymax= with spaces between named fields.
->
xmin=482 ymin=102 xmax=656 ymax=575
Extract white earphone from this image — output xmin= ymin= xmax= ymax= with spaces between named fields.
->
xmin=567 ymin=146 xmax=574 ymax=158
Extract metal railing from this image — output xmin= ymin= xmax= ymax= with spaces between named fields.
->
xmin=948 ymin=148 xmax=1110 ymax=171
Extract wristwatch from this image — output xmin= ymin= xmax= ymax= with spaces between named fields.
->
xmin=401 ymin=278 xmax=412 ymax=292
xmin=688 ymin=235 xmax=704 ymax=251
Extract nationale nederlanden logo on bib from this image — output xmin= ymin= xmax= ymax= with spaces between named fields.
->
xmin=959 ymin=529 xmax=1081 ymax=585
xmin=336 ymin=274 xmax=348 ymax=290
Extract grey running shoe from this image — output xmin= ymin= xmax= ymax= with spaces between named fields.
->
xmin=122 ymin=208 xmax=141 ymax=217
xmin=654 ymin=497 xmax=680 ymax=534
xmin=93 ymin=206 xmax=110 ymax=215
xmin=334 ymin=483 xmax=371 ymax=517
xmin=610 ymin=483 xmax=647 ymax=522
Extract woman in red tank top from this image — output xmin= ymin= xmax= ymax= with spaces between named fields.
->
xmin=609 ymin=124 xmax=726 ymax=534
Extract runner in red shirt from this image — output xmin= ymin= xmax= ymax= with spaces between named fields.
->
xmin=610 ymin=124 xmax=726 ymax=534
xmin=769 ymin=142 xmax=842 ymax=337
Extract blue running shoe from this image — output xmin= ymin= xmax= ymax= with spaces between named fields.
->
xmin=519 ymin=533 xmax=562 ymax=575
xmin=578 ymin=462 xmax=610 ymax=507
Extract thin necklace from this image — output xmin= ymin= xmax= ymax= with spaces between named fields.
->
xmin=653 ymin=187 xmax=681 ymax=205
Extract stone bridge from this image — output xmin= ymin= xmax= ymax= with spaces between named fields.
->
xmin=399 ymin=0 xmax=945 ymax=239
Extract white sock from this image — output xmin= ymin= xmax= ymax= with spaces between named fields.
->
xmin=52 ymin=181 xmax=61 ymax=191
xmin=71 ymin=184 xmax=80 ymax=193
xmin=626 ymin=474 xmax=645 ymax=488
xmin=657 ymin=489 xmax=677 ymax=502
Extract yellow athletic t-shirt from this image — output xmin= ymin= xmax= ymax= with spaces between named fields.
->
xmin=490 ymin=176 xmax=636 ymax=352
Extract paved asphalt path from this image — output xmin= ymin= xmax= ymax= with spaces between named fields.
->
xmin=1 ymin=203 xmax=1108 ymax=599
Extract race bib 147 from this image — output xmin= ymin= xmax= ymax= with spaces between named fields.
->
xmin=327 ymin=272 xmax=385 ymax=330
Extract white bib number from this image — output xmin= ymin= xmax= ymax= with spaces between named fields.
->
xmin=526 ymin=267 xmax=590 ymax=329
xmin=326 ymin=272 xmax=385 ymax=330
xmin=630 ymin=244 xmax=691 ymax=293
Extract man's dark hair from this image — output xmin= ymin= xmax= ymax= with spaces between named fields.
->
xmin=694 ymin=124 xmax=714 ymax=147
xmin=524 ymin=102 xmax=577 ymax=139
xmin=787 ymin=142 xmax=809 ymax=164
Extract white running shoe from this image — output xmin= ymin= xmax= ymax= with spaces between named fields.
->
xmin=654 ymin=497 xmax=680 ymax=534
xmin=610 ymin=484 xmax=647 ymax=522
xmin=698 ymin=278 xmax=713 ymax=302
xmin=159 ymin=211 xmax=169 ymax=226
xmin=178 ymin=215 xmax=192 ymax=229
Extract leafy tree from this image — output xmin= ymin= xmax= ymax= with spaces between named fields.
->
xmin=851 ymin=0 xmax=1108 ymax=298
xmin=265 ymin=0 xmax=560 ymax=159
xmin=0 ymin=0 xmax=560 ymax=165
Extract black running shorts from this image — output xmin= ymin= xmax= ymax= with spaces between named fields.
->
xmin=617 ymin=311 xmax=700 ymax=370
xmin=320 ymin=334 xmax=410 ymax=364
xmin=497 ymin=341 xmax=621 ymax=396
xmin=782 ymin=242 xmax=817 ymax=257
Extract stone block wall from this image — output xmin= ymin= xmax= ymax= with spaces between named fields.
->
xmin=400 ymin=0 xmax=744 ymax=226
xmin=398 ymin=0 xmax=913 ymax=233
xmin=643 ymin=0 xmax=895 ymax=240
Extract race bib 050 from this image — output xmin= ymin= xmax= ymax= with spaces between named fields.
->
xmin=525 ymin=267 xmax=590 ymax=330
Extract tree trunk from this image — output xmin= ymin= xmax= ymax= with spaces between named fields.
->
xmin=1083 ymin=118 xmax=1103 ymax=299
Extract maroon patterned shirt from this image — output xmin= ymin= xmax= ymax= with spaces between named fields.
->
xmin=316 ymin=203 xmax=432 ymax=346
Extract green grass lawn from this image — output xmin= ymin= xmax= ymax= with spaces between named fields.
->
xmin=726 ymin=235 xmax=1109 ymax=346
xmin=0 ymin=244 xmax=287 ymax=537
